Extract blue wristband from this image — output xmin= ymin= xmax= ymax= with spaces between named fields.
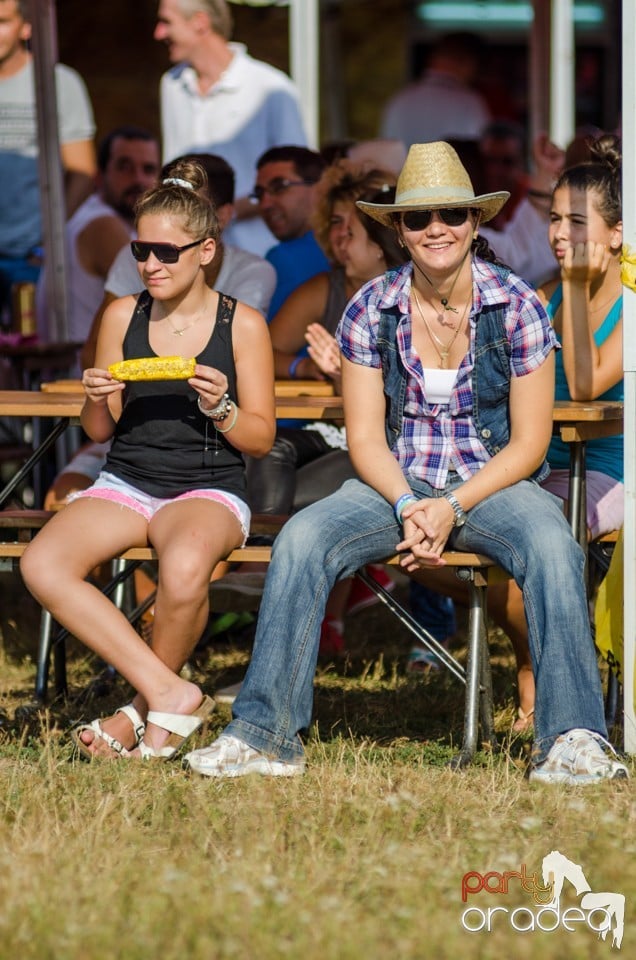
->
xmin=393 ymin=493 xmax=418 ymax=524
xmin=288 ymin=356 xmax=302 ymax=379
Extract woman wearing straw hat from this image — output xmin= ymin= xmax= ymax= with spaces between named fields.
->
xmin=186 ymin=142 xmax=628 ymax=785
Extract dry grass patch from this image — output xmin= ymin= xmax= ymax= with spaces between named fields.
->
xmin=0 ymin=593 xmax=634 ymax=958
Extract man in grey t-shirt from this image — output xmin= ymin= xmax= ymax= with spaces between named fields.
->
xmin=0 ymin=0 xmax=95 ymax=322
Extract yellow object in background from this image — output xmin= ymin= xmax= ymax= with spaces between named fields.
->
xmin=594 ymin=528 xmax=631 ymax=699
xmin=620 ymin=245 xmax=636 ymax=293
xmin=108 ymin=356 xmax=196 ymax=381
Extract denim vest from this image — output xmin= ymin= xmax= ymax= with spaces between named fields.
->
xmin=376 ymin=263 xmax=550 ymax=483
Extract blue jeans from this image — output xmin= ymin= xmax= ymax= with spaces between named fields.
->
xmin=227 ymin=477 xmax=607 ymax=764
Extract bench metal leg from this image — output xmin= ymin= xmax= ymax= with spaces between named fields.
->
xmin=449 ymin=578 xmax=483 ymax=769
xmin=448 ymin=571 xmax=496 ymax=770
xmin=605 ymin=670 xmax=621 ymax=729
xmin=356 ymin=565 xmax=497 ymax=769
xmin=478 ymin=630 xmax=496 ymax=748
xmin=34 ymin=608 xmax=54 ymax=702
xmin=355 ymin=569 xmax=466 ymax=684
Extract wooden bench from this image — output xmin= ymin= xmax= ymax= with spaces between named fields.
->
xmin=0 ymin=508 xmax=509 ymax=768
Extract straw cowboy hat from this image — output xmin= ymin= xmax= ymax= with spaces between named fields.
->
xmin=356 ymin=141 xmax=510 ymax=226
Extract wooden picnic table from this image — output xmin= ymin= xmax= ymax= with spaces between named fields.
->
xmin=0 ymin=389 xmax=343 ymax=508
xmin=2 ymin=341 xmax=82 ymax=390
xmin=551 ymin=400 xmax=623 ymax=548
xmin=0 ymin=391 xmax=622 ymax=539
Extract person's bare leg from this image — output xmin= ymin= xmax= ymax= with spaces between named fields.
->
xmin=140 ymin=498 xmax=244 ymax=750
xmin=488 ymin=580 xmax=535 ymax=728
xmin=409 ymin=567 xmax=535 ymax=724
xmin=20 ymin=499 xmax=202 ymax=756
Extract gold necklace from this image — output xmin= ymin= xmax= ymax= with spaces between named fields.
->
xmin=168 ymin=307 xmax=205 ymax=336
xmin=588 ymin=292 xmax=620 ymax=315
xmin=412 ymin=286 xmax=470 ymax=369
xmin=414 ymin=247 xmax=471 ymax=323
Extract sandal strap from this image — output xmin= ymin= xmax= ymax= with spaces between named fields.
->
xmin=79 ymin=719 xmax=128 ymax=757
xmin=137 ymin=739 xmax=177 ymax=760
xmin=146 ymin=709 xmax=203 ymax=739
xmin=115 ymin=703 xmax=146 ymax=745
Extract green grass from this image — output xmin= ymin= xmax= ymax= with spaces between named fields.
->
xmin=0 ymin=576 xmax=634 ymax=959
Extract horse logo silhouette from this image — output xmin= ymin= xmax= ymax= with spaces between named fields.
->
xmin=542 ymin=850 xmax=625 ymax=949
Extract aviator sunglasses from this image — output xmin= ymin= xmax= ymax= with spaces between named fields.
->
xmin=398 ymin=208 xmax=473 ymax=231
xmin=131 ymin=238 xmax=204 ymax=264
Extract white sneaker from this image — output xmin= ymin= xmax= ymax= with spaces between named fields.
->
xmin=529 ymin=728 xmax=629 ymax=786
xmin=184 ymin=734 xmax=305 ymax=778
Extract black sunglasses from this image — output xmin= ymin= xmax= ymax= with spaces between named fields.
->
xmin=131 ymin=238 xmax=204 ymax=264
xmin=399 ymin=208 xmax=473 ymax=231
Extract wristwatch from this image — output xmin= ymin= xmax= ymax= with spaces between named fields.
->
xmin=444 ymin=492 xmax=467 ymax=528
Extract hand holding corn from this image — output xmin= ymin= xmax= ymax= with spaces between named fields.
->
xmin=84 ymin=357 xmax=231 ymax=417
xmin=108 ymin=355 xmax=196 ymax=381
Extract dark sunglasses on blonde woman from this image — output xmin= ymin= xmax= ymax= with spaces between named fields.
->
xmin=399 ymin=208 xmax=472 ymax=231
xmin=131 ymin=239 xmax=204 ymax=264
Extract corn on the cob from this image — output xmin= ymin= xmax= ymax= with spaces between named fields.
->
xmin=108 ymin=356 xmax=196 ymax=381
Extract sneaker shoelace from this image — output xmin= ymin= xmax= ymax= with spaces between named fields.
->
xmin=556 ymin=729 xmax=621 ymax=773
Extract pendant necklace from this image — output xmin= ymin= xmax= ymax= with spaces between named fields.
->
xmin=413 ymin=247 xmax=471 ymax=325
xmin=412 ymin=285 xmax=471 ymax=369
xmin=168 ymin=306 xmax=205 ymax=336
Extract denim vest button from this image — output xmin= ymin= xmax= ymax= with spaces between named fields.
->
xmin=481 ymin=428 xmax=492 ymax=439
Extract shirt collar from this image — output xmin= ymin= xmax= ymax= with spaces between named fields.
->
xmin=377 ymin=262 xmax=413 ymax=314
xmin=471 ymin=258 xmax=511 ymax=316
xmin=376 ymin=257 xmax=511 ymax=319
xmin=176 ymin=42 xmax=247 ymax=95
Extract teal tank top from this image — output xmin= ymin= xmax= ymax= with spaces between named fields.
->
xmin=546 ymin=284 xmax=623 ymax=482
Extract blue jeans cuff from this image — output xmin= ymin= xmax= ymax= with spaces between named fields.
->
xmin=225 ymin=717 xmax=305 ymax=763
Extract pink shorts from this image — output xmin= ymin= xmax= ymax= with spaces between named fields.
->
xmin=69 ymin=471 xmax=251 ymax=545
xmin=542 ymin=469 xmax=624 ymax=540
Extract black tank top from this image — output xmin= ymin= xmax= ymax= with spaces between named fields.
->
xmin=104 ymin=290 xmax=246 ymax=499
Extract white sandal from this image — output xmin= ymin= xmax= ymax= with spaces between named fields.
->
xmin=71 ymin=702 xmax=146 ymax=760
xmin=136 ymin=696 xmax=215 ymax=760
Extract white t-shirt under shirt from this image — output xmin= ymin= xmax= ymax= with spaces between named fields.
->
xmin=0 ymin=59 xmax=95 ymax=258
xmin=159 ymin=43 xmax=307 ymax=257
xmin=423 ymin=368 xmax=457 ymax=406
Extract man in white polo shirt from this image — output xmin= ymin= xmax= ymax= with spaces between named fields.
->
xmin=154 ymin=0 xmax=307 ymax=257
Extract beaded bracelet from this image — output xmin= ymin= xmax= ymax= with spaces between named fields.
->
xmin=393 ymin=493 xmax=418 ymax=523
xmin=288 ymin=356 xmax=302 ymax=379
xmin=198 ymin=392 xmax=232 ymax=421
xmin=214 ymin=401 xmax=238 ymax=433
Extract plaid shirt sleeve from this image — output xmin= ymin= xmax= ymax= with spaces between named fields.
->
xmin=336 ymin=276 xmax=385 ymax=369
xmin=505 ymin=274 xmax=559 ymax=377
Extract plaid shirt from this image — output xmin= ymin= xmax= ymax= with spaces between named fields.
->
xmin=337 ymin=259 xmax=558 ymax=489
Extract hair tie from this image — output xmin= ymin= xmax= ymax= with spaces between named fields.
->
xmin=163 ymin=177 xmax=194 ymax=190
